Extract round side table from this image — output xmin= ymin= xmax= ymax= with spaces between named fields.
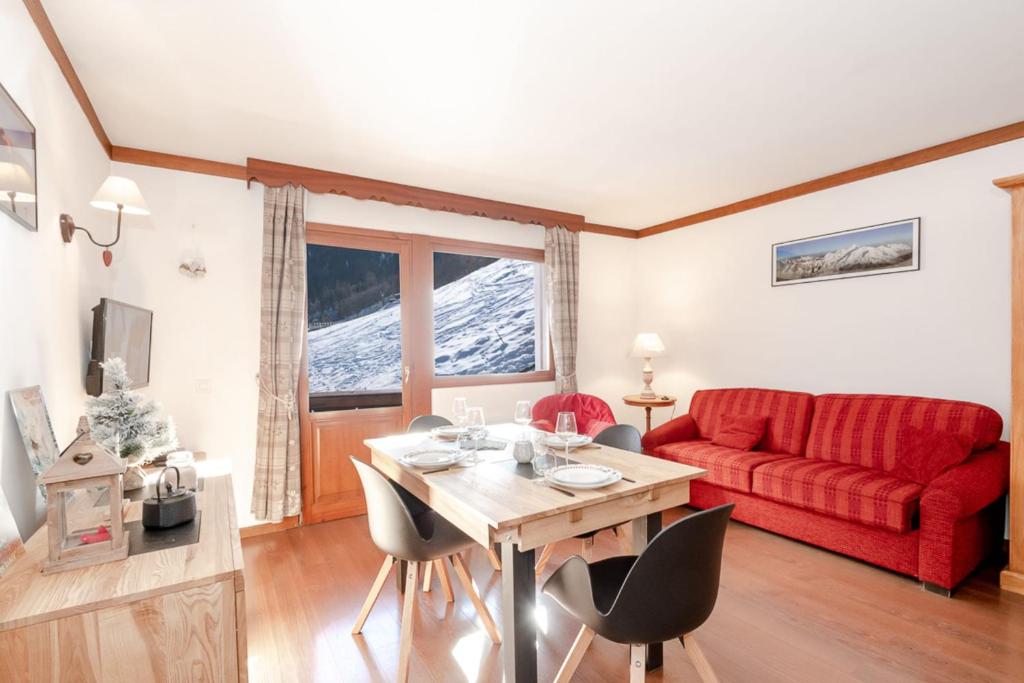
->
xmin=623 ymin=394 xmax=677 ymax=434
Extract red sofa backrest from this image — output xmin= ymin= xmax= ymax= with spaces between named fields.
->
xmin=806 ymin=394 xmax=1003 ymax=471
xmin=689 ymin=388 xmax=815 ymax=456
xmin=532 ymin=393 xmax=616 ymax=437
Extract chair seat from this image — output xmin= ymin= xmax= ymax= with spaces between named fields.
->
xmin=543 ymin=555 xmax=638 ymax=640
xmin=653 ymin=440 xmax=790 ymax=492
xmin=752 ymin=457 xmax=924 ymax=533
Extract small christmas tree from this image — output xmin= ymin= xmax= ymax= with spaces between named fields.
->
xmin=85 ymin=358 xmax=178 ymax=466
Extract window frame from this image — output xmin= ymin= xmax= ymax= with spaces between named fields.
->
xmin=426 ymin=235 xmax=554 ymax=388
xmin=303 ymin=223 xmax=554 ymax=403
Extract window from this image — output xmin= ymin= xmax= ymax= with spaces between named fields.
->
xmin=306 ymin=243 xmax=404 ymax=411
xmin=304 ymin=227 xmax=552 ymax=412
xmin=432 ymin=251 xmax=549 ymax=379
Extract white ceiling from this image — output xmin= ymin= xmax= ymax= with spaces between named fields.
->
xmin=44 ymin=0 xmax=1024 ymax=229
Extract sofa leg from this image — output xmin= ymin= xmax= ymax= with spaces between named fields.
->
xmin=921 ymin=581 xmax=954 ymax=597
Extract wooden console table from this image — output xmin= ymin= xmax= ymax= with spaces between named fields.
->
xmin=0 ymin=469 xmax=246 ymax=682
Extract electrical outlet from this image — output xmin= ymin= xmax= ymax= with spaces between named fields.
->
xmin=196 ymin=378 xmax=211 ymax=394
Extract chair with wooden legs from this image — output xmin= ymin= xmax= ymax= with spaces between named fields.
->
xmin=535 ymin=424 xmax=642 ymax=576
xmin=407 ymin=415 xmax=503 ymax=582
xmin=349 ymin=458 xmax=501 ymax=682
xmin=542 ymin=504 xmax=734 ymax=683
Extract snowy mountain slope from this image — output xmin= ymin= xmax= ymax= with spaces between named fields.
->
xmin=777 ymin=242 xmax=913 ymax=281
xmin=307 ymin=258 xmax=540 ymax=393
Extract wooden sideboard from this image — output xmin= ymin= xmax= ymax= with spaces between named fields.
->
xmin=0 ymin=469 xmax=246 ymax=682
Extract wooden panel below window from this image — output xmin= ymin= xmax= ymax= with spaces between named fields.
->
xmin=304 ymin=407 xmax=405 ymax=524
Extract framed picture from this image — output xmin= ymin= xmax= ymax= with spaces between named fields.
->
xmin=9 ymin=386 xmax=60 ymax=498
xmin=0 ymin=81 xmax=37 ymax=231
xmin=772 ymin=218 xmax=920 ymax=287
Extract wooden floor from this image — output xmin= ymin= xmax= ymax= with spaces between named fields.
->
xmin=242 ymin=508 xmax=1024 ymax=682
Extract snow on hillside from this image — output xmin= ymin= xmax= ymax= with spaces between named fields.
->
xmin=777 ymin=242 xmax=913 ymax=281
xmin=308 ymin=258 xmax=539 ymax=393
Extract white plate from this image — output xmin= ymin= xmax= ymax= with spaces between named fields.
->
xmin=399 ymin=449 xmax=466 ymax=468
xmin=546 ymin=464 xmax=622 ymax=489
xmin=431 ymin=426 xmax=470 ymax=441
xmin=543 ymin=434 xmax=593 ymax=449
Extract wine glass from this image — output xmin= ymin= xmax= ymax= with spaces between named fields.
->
xmin=465 ymin=407 xmax=486 ymax=465
xmin=555 ymin=411 xmax=577 ymax=466
xmin=514 ymin=400 xmax=532 ymax=438
xmin=451 ymin=397 xmax=469 ymax=428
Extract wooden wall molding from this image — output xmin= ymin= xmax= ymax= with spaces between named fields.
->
xmin=111 ymin=146 xmax=247 ymax=180
xmin=22 ymin=0 xmax=112 ymax=157
xmin=247 ymin=157 xmax=588 ymax=231
xmin=641 ymin=120 xmax=1024 ymax=237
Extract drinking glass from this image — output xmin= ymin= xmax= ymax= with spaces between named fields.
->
xmin=555 ymin=411 xmax=578 ymax=466
xmin=513 ymin=400 xmax=532 ymax=438
xmin=466 ymin=407 xmax=486 ymax=465
xmin=531 ymin=449 xmax=556 ymax=479
xmin=451 ymin=397 xmax=469 ymax=428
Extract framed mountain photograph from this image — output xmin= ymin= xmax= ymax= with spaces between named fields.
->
xmin=772 ymin=218 xmax=920 ymax=286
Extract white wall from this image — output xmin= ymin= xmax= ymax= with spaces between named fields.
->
xmin=638 ymin=139 xmax=1020 ymax=436
xmin=0 ymin=0 xmax=110 ymax=536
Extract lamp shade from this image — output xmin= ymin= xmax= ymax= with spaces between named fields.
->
xmin=0 ymin=159 xmax=35 ymax=199
xmin=90 ymin=176 xmax=149 ymax=215
xmin=630 ymin=333 xmax=666 ymax=358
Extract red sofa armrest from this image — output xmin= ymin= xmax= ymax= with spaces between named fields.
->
xmin=921 ymin=442 xmax=1010 ymax=520
xmin=641 ymin=414 xmax=698 ymax=454
xmin=918 ymin=442 xmax=1009 ymax=589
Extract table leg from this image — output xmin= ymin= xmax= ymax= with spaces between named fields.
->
xmin=631 ymin=512 xmax=663 ymax=672
xmin=501 ymin=541 xmax=537 ymax=683
xmin=396 ymin=559 xmax=408 ymax=594
xmin=644 ymin=406 xmax=652 ymax=433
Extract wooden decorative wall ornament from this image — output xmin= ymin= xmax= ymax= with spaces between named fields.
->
xmin=999 ymin=171 xmax=1024 ymax=596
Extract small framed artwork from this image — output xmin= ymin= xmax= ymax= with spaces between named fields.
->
xmin=0 ymin=81 xmax=37 ymax=231
xmin=9 ymin=386 xmax=60 ymax=498
xmin=772 ymin=218 xmax=920 ymax=286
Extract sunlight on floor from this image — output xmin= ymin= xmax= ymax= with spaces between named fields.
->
xmin=451 ymin=631 xmax=489 ymax=682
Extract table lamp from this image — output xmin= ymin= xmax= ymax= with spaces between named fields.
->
xmin=630 ymin=333 xmax=666 ymax=398
xmin=0 ymin=150 xmax=35 ymax=211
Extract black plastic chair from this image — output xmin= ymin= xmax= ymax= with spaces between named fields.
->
xmin=406 ymin=414 xmax=453 ymax=433
xmin=535 ymin=424 xmax=644 ymax=576
xmin=349 ymin=457 xmax=500 ymax=682
xmin=542 ymin=504 xmax=734 ymax=682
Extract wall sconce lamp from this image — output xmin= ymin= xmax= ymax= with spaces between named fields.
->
xmin=60 ymin=176 xmax=149 ymax=267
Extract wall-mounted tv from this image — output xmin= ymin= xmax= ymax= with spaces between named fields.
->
xmin=86 ymin=298 xmax=153 ymax=396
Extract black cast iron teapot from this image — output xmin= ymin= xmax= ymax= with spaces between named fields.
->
xmin=142 ymin=466 xmax=197 ymax=529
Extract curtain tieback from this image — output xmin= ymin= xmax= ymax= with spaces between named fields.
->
xmin=258 ymin=374 xmax=297 ymax=420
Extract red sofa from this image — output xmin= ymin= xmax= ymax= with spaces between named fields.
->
xmin=532 ymin=393 xmax=617 ymax=438
xmin=642 ymin=388 xmax=1009 ymax=592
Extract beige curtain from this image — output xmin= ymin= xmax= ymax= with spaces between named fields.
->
xmin=545 ymin=225 xmax=580 ymax=393
xmin=251 ymin=184 xmax=306 ymax=522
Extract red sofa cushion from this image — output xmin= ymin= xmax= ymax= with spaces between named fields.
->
xmin=890 ymin=424 xmax=973 ymax=485
xmin=689 ymin=388 xmax=815 ymax=456
xmin=711 ymin=414 xmax=767 ymax=450
xmin=752 ymin=457 xmax=924 ymax=533
xmin=805 ymin=394 xmax=1003 ymax=472
xmin=653 ymin=440 xmax=790 ymax=493
xmin=531 ymin=393 xmax=616 ymax=438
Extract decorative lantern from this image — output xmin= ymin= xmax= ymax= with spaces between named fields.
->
xmin=38 ymin=432 xmax=128 ymax=574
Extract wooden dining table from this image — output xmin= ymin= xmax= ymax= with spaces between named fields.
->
xmin=365 ymin=424 xmax=707 ymax=683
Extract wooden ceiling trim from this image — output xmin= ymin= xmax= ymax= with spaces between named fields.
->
xmin=640 ymin=120 xmax=1024 ymax=237
xmin=22 ymin=0 xmax=112 ymax=157
xmin=111 ymin=146 xmax=247 ymax=180
xmin=581 ymin=222 xmax=639 ymax=238
xmin=247 ymin=157 xmax=588 ymax=231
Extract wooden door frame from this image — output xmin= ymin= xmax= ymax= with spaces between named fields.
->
xmin=299 ymin=226 xmax=431 ymax=524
